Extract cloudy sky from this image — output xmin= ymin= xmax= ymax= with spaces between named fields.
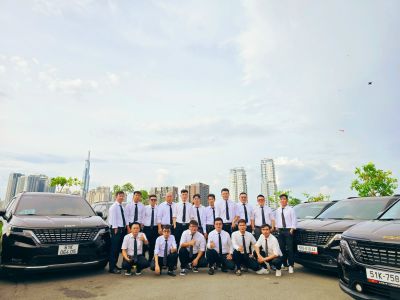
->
xmin=1 ymin=0 xmax=399 ymax=203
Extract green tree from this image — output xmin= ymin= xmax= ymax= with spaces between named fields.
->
xmin=289 ymin=197 xmax=301 ymax=206
xmin=112 ymin=182 xmax=135 ymax=196
xmin=351 ymin=162 xmax=398 ymax=197
xmin=50 ymin=176 xmax=81 ymax=193
xmin=140 ymin=190 xmax=149 ymax=205
xmin=303 ymin=192 xmax=330 ymax=202
xmin=268 ymin=190 xmax=297 ymax=207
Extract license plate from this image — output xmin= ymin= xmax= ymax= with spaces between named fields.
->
xmin=58 ymin=244 xmax=79 ymax=255
xmin=297 ymin=245 xmax=318 ymax=254
xmin=366 ymin=268 xmax=400 ymax=287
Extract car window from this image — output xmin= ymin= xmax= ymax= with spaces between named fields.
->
xmin=379 ymin=201 xmax=400 ymax=220
xmin=5 ymin=197 xmax=18 ymax=219
xmin=294 ymin=202 xmax=331 ymax=219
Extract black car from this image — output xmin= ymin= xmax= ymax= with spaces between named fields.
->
xmin=295 ymin=196 xmax=399 ymax=272
xmin=339 ymin=199 xmax=400 ymax=299
xmin=293 ymin=201 xmax=338 ymax=223
xmin=0 ymin=192 xmax=110 ymax=274
xmin=91 ymin=201 xmax=127 ymax=222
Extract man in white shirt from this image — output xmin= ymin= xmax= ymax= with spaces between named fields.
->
xmin=215 ymin=188 xmax=237 ymax=235
xmin=178 ymin=220 xmax=207 ymax=275
xmin=206 ymin=217 xmax=235 ymax=275
xmin=175 ymin=189 xmax=192 ymax=246
xmin=254 ymin=224 xmax=283 ymax=276
xmin=251 ymin=194 xmax=275 ymax=240
xmin=151 ymin=225 xmax=178 ymax=276
xmin=275 ymin=194 xmax=297 ymax=273
xmin=234 ymin=192 xmax=253 ymax=233
xmin=231 ymin=219 xmax=260 ymax=276
xmin=125 ymin=191 xmax=144 ymax=228
xmin=157 ymin=192 xmax=177 ymax=236
xmin=142 ymin=194 xmax=158 ymax=262
xmin=204 ymin=194 xmax=216 ymax=239
xmin=190 ymin=194 xmax=206 ymax=234
xmin=121 ymin=222 xmax=150 ymax=276
xmin=108 ymin=191 xmax=129 ymax=274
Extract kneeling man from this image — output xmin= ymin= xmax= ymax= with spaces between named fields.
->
xmin=151 ymin=225 xmax=178 ymax=276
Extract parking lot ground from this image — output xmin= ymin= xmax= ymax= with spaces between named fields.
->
xmin=0 ymin=264 xmax=350 ymax=300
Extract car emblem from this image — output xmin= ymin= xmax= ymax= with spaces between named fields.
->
xmin=383 ymin=235 xmax=400 ymax=240
xmin=64 ymin=225 xmax=76 ymax=228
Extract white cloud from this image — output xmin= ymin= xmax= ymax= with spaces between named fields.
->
xmin=107 ymin=73 xmax=120 ymax=86
xmin=155 ymin=168 xmax=170 ymax=186
xmin=0 ymin=65 xmax=5 ymax=74
xmin=10 ymin=56 xmax=30 ymax=74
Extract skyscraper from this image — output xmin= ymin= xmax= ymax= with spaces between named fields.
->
xmin=230 ymin=167 xmax=247 ymax=202
xmin=24 ymin=175 xmax=41 ymax=192
xmin=15 ymin=175 xmax=27 ymax=195
xmin=185 ymin=182 xmax=210 ymax=206
xmin=87 ymin=186 xmax=112 ymax=204
xmin=261 ymin=158 xmax=278 ymax=207
xmin=81 ymin=151 xmax=91 ymax=199
xmin=5 ymin=172 xmax=23 ymax=204
xmin=150 ymin=186 xmax=179 ymax=202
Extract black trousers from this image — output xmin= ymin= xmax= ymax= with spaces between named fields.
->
xmin=232 ymin=250 xmax=260 ymax=271
xmin=206 ymin=249 xmax=235 ymax=270
xmin=178 ymin=248 xmax=208 ymax=269
xmin=150 ymin=253 xmax=178 ymax=272
xmin=278 ymin=229 xmax=294 ymax=267
xmin=122 ymin=255 xmax=150 ymax=272
xmin=223 ymin=223 xmax=232 ymax=235
xmin=109 ymin=227 xmax=126 ymax=271
xmin=206 ymin=225 xmax=214 ymax=234
xmin=143 ymin=226 xmax=158 ymax=261
xmin=174 ymin=223 xmax=189 ymax=246
xmin=254 ymin=250 xmax=282 ymax=270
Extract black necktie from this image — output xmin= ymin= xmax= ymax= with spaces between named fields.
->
xmin=282 ymin=207 xmax=287 ymax=228
xmin=225 ymin=200 xmax=230 ymax=221
xmin=169 ymin=204 xmax=173 ymax=225
xmin=151 ymin=207 xmax=155 ymax=227
xmin=212 ymin=207 xmax=215 ymax=223
xmin=265 ymin=237 xmax=269 ymax=256
xmin=120 ymin=205 xmax=126 ymax=227
xmin=134 ymin=203 xmax=138 ymax=222
xmin=163 ymin=239 xmax=168 ymax=266
xmin=218 ymin=232 xmax=223 ymax=255
xmin=242 ymin=234 xmax=247 ymax=254
xmin=243 ymin=204 xmax=248 ymax=223
xmin=182 ymin=203 xmax=186 ymax=223
xmin=196 ymin=207 xmax=202 ymax=227
xmin=261 ymin=206 xmax=266 ymax=225
xmin=189 ymin=233 xmax=194 ymax=258
xmin=133 ymin=236 xmax=138 ymax=262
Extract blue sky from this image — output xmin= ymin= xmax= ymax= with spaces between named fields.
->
xmin=1 ymin=0 xmax=399 ymax=203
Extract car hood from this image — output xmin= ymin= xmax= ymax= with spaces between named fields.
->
xmin=10 ymin=215 xmax=107 ymax=228
xmin=297 ymin=219 xmax=363 ymax=232
xmin=343 ymin=220 xmax=400 ymax=244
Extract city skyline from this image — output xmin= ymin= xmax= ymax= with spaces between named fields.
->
xmin=230 ymin=167 xmax=248 ymax=203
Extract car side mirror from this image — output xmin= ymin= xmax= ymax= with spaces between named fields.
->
xmin=96 ymin=211 xmax=104 ymax=218
xmin=0 ymin=208 xmax=6 ymax=218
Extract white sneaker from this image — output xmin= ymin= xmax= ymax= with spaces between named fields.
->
xmin=256 ymin=268 xmax=270 ymax=275
xmin=276 ymin=269 xmax=282 ymax=277
xmin=289 ymin=266 xmax=294 ymax=274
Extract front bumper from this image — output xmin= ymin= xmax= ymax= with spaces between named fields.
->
xmin=295 ymin=248 xmax=339 ymax=272
xmin=1 ymin=259 xmax=107 ymax=272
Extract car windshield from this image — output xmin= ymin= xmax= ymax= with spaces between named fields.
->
xmin=15 ymin=195 xmax=95 ymax=216
xmin=294 ymin=202 xmax=331 ymax=219
xmin=379 ymin=201 xmax=400 ymax=220
xmin=317 ymin=199 xmax=390 ymax=220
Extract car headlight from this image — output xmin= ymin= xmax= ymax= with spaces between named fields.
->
xmin=6 ymin=227 xmax=40 ymax=243
xmin=93 ymin=227 xmax=109 ymax=240
xmin=327 ymin=233 xmax=342 ymax=247
xmin=340 ymin=239 xmax=354 ymax=262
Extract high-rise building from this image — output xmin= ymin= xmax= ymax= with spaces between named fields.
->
xmin=261 ymin=158 xmax=278 ymax=207
xmin=15 ymin=175 xmax=27 ymax=195
xmin=37 ymin=175 xmax=50 ymax=192
xmin=81 ymin=151 xmax=91 ymax=199
xmin=150 ymin=186 xmax=179 ymax=202
xmin=185 ymin=182 xmax=210 ymax=206
xmin=24 ymin=175 xmax=42 ymax=192
xmin=5 ymin=172 xmax=23 ymax=204
xmin=230 ymin=167 xmax=247 ymax=202
xmin=87 ymin=186 xmax=112 ymax=204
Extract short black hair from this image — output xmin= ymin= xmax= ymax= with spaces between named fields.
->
xmin=280 ymin=194 xmax=288 ymax=200
xmin=181 ymin=189 xmax=188 ymax=194
xmin=261 ymin=224 xmax=271 ymax=230
xmin=115 ymin=191 xmax=125 ymax=196
xmin=193 ymin=193 xmax=201 ymax=199
xmin=189 ymin=220 xmax=198 ymax=226
xmin=221 ymin=188 xmax=229 ymax=193
xmin=238 ymin=219 xmax=247 ymax=225
xmin=239 ymin=192 xmax=247 ymax=196
xmin=149 ymin=194 xmax=157 ymax=199
xmin=208 ymin=193 xmax=215 ymax=199
xmin=133 ymin=191 xmax=142 ymax=195
xmin=214 ymin=217 xmax=223 ymax=224
xmin=257 ymin=194 xmax=265 ymax=199
xmin=131 ymin=222 xmax=141 ymax=228
xmin=162 ymin=225 xmax=171 ymax=231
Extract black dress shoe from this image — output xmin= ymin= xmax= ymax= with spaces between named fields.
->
xmin=115 ymin=266 xmax=122 ymax=271
xmin=167 ymin=271 xmax=176 ymax=277
xmin=109 ymin=269 xmax=121 ymax=274
xmin=208 ymin=267 xmax=215 ymax=275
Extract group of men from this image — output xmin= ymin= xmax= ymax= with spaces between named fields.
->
xmin=108 ymin=188 xmax=297 ymax=277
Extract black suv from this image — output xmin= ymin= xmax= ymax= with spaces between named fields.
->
xmin=339 ymin=198 xmax=400 ymax=299
xmin=294 ymin=201 xmax=338 ymax=224
xmin=295 ymin=196 xmax=399 ymax=271
xmin=0 ymin=192 xmax=110 ymax=274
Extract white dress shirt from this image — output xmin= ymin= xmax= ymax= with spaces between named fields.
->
xmin=236 ymin=203 xmax=254 ymax=226
xmin=176 ymin=202 xmax=193 ymax=224
xmin=190 ymin=205 xmax=206 ymax=232
xmin=275 ymin=206 xmax=297 ymax=229
xmin=125 ymin=202 xmax=144 ymax=224
xmin=255 ymin=234 xmax=283 ymax=257
xmin=205 ymin=205 xmax=216 ymax=225
xmin=108 ymin=201 xmax=127 ymax=229
xmin=157 ymin=202 xmax=177 ymax=225
xmin=231 ymin=230 xmax=257 ymax=253
xmin=251 ymin=204 xmax=275 ymax=226
xmin=179 ymin=230 xmax=206 ymax=254
xmin=121 ymin=232 xmax=147 ymax=256
xmin=207 ymin=230 xmax=233 ymax=254
xmin=215 ymin=199 xmax=237 ymax=223
xmin=154 ymin=235 xmax=177 ymax=257
xmin=142 ymin=205 xmax=158 ymax=227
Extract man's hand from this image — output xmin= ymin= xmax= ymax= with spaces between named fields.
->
xmin=203 ymin=232 xmax=208 ymax=239
xmin=290 ymin=228 xmax=294 ymax=235
xmin=238 ymin=246 xmax=244 ymax=253
xmin=189 ymin=239 xmax=196 ymax=246
xmin=192 ymin=259 xmax=199 ymax=267
xmin=226 ymin=254 xmax=233 ymax=260
xmin=140 ymin=234 xmax=146 ymax=242
xmin=171 ymin=247 xmax=177 ymax=253
xmin=231 ymin=223 xmax=236 ymax=229
xmin=114 ymin=228 xmax=118 ymax=234
xmin=158 ymin=229 xmax=163 ymax=235
xmin=155 ymin=265 xmax=160 ymax=275
xmin=209 ymin=241 xmax=215 ymax=249
xmin=257 ymin=256 xmax=265 ymax=264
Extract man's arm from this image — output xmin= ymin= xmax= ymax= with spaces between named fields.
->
xmin=122 ymin=249 xmax=130 ymax=262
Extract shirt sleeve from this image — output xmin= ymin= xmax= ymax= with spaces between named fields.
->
xmin=255 ymin=235 xmax=263 ymax=248
xmin=201 ymin=209 xmax=206 ymax=232
xmin=269 ymin=208 xmax=275 ymax=221
xmin=227 ymin=233 xmax=233 ymax=254
xmin=124 ymin=204 xmax=131 ymax=223
xmin=199 ymin=235 xmax=206 ymax=251
xmin=291 ymin=208 xmax=297 ymax=229
xmin=141 ymin=232 xmax=147 ymax=241
xmin=271 ymin=238 xmax=281 ymax=256
xmin=154 ymin=237 xmax=160 ymax=256
xmin=173 ymin=204 xmax=177 ymax=218
xmin=179 ymin=231 xmax=187 ymax=247
xmin=231 ymin=233 xmax=240 ymax=251
xmin=121 ymin=235 xmax=129 ymax=250
xmin=250 ymin=207 xmax=256 ymax=221
xmin=250 ymin=234 xmax=257 ymax=245
xmin=207 ymin=232 xmax=214 ymax=249
xmin=171 ymin=235 xmax=177 ymax=248
xmin=156 ymin=204 xmax=163 ymax=224
xmin=109 ymin=205 xmax=118 ymax=229
xmin=215 ymin=203 xmax=221 ymax=218
xmin=189 ymin=206 xmax=195 ymax=220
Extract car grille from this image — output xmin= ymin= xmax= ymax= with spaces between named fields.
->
xmin=296 ymin=231 xmax=338 ymax=246
xmin=33 ymin=228 xmax=99 ymax=244
xmin=348 ymin=240 xmax=400 ymax=268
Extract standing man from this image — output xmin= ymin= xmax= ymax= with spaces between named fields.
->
xmin=275 ymin=194 xmax=297 ymax=274
xmin=175 ymin=189 xmax=192 ymax=246
xmin=206 ymin=217 xmax=235 ymax=275
xmin=157 ymin=192 xmax=177 ymax=236
xmin=234 ymin=192 xmax=253 ymax=233
xmin=108 ymin=191 xmax=129 ymax=274
xmin=251 ymin=194 xmax=275 ymax=240
xmin=178 ymin=220 xmax=207 ymax=275
xmin=204 ymin=194 xmax=216 ymax=239
xmin=121 ymin=222 xmax=150 ymax=276
xmin=254 ymin=224 xmax=283 ymax=277
xmin=190 ymin=194 xmax=206 ymax=234
xmin=215 ymin=188 xmax=237 ymax=235
xmin=151 ymin=225 xmax=178 ymax=276
xmin=142 ymin=194 xmax=158 ymax=262
xmin=231 ymin=219 xmax=260 ymax=276
xmin=125 ymin=191 xmax=144 ymax=228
